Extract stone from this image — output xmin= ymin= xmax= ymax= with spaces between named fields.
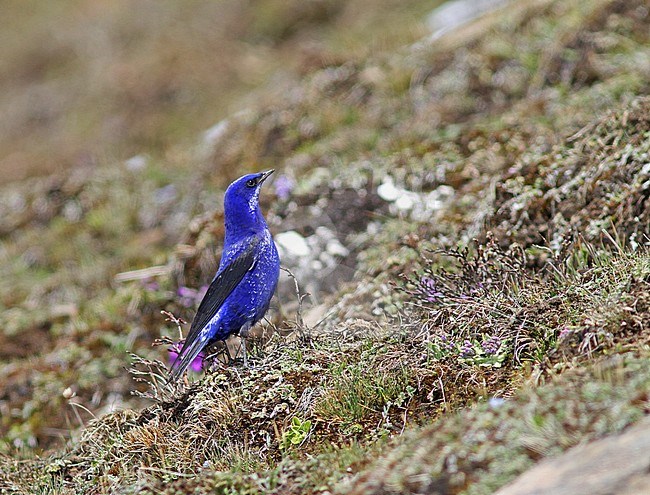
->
xmin=495 ymin=418 xmax=650 ymax=495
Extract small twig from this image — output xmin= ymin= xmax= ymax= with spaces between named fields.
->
xmin=601 ymin=227 xmax=625 ymax=255
xmin=127 ymin=310 xmax=189 ymax=400
xmin=67 ymin=400 xmax=96 ymax=428
xmin=138 ymin=466 xmax=197 ymax=478
xmin=162 ymin=310 xmax=187 ymax=340
xmin=281 ymin=266 xmax=311 ymax=339
xmin=114 ymin=265 xmax=171 ymax=283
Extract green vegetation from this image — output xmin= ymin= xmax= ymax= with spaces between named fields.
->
xmin=1 ymin=0 xmax=650 ymax=493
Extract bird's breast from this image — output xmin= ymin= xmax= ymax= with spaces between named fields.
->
xmin=217 ymin=234 xmax=279 ymax=332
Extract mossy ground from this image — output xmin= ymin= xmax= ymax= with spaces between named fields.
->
xmin=2 ymin=0 xmax=650 ymax=493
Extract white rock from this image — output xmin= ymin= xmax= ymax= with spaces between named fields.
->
xmin=275 ymin=231 xmax=310 ymax=257
xmin=319 ymin=251 xmax=337 ymax=269
xmin=424 ymin=196 xmax=444 ymax=212
xmin=62 ymin=200 xmax=83 ymax=222
xmin=315 ymin=226 xmax=336 ymax=241
xmin=435 ymin=184 xmax=455 ymax=199
xmin=326 ymin=238 xmax=350 ymax=258
xmin=395 ymin=193 xmax=416 ymax=211
xmin=366 ymin=221 xmax=380 ymax=235
xmin=307 ymin=234 xmax=324 ymax=250
xmin=377 ymin=180 xmax=401 ymax=202
xmin=124 ymin=154 xmax=148 ymax=171
xmin=426 ymin=0 xmax=511 ymax=40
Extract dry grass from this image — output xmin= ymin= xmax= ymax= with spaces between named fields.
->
xmin=344 ymin=351 xmax=650 ymax=495
xmin=4 ymin=239 xmax=647 ymax=493
xmin=491 ymin=97 xmax=650 ymax=250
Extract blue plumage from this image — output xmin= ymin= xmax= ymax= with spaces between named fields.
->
xmin=170 ymin=170 xmax=280 ymax=381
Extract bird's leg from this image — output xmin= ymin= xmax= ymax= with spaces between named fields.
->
xmin=224 ymin=341 xmax=234 ymax=365
xmin=242 ymin=336 xmax=248 ymax=368
xmin=239 ymin=321 xmax=253 ymax=368
xmin=204 ymin=342 xmax=228 ymax=370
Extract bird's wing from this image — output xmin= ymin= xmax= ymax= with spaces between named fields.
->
xmin=169 ymin=236 xmax=260 ymax=381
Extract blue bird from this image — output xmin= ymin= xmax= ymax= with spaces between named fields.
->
xmin=170 ymin=170 xmax=280 ymax=381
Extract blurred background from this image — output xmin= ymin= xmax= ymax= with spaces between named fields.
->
xmin=0 ymin=0 xmax=437 ymax=183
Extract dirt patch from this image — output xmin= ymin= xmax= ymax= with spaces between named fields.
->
xmin=0 ymin=323 xmax=53 ymax=361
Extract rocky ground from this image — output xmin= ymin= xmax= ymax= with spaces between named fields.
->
xmin=1 ymin=0 xmax=650 ymax=493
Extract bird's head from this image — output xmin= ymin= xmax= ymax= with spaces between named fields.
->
xmin=223 ymin=170 xmax=274 ymax=233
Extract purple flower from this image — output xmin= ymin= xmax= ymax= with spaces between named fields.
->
xmin=169 ymin=349 xmax=204 ymax=373
xmin=177 ymin=285 xmax=209 ymax=308
xmin=460 ymin=339 xmax=475 ymax=358
xmin=438 ymin=333 xmax=455 ymax=351
xmin=177 ymin=286 xmax=198 ymax=307
xmin=420 ymin=276 xmax=444 ymax=302
xmin=198 ymin=284 xmax=208 ymax=299
xmin=142 ymin=279 xmax=159 ymax=292
xmin=177 ymin=286 xmax=195 ymax=298
xmin=558 ymin=326 xmax=571 ymax=340
xmin=274 ymin=174 xmax=295 ymax=200
xmin=481 ymin=335 xmax=501 ymax=355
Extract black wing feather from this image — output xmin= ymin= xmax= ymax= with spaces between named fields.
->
xmin=169 ymin=237 xmax=259 ymax=381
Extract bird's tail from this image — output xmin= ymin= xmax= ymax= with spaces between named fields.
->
xmin=168 ymin=336 xmax=206 ymax=383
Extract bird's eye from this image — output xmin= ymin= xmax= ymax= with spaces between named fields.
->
xmin=245 ymin=178 xmax=257 ymax=188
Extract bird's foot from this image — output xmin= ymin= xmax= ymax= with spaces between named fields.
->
xmin=228 ymin=356 xmax=257 ymax=369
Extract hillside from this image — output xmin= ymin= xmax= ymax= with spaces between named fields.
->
xmin=1 ymin=0 xmax=650 ymax=493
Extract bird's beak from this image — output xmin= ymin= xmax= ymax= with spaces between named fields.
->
xmin=259 ymin=169 xmax=275 ymax=184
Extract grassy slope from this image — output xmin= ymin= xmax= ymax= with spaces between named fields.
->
xmin=2 ymin=0 xmax=650 ymax=493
